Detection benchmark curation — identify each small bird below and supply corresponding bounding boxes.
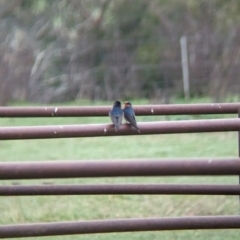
[109,100,123,132]
[123,101,140,133]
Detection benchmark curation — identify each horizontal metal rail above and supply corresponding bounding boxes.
[1,184,240,196]
[1,216,240,238]
[1,159,240,180]
[0,103,240,117]
[1,118,240,140]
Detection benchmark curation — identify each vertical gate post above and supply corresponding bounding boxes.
[238,109,240,207]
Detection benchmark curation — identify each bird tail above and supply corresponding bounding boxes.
[132,125,140,133]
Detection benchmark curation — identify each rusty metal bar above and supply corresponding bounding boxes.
[1,118,240,140]
[1,159,240,180]
[1,184,240,196]
[0,103,240,117]
[1,216,240,238]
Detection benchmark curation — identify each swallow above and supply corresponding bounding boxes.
[123,101,140,133]
[109,100,123,132]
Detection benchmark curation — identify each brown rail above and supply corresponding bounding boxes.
[0,103,240,117]
[1,216,240,238]
[0,118,240,140]
[1,159,240,180]
[1,184,240,196]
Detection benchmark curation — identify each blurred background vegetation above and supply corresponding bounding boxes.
[1,0,240,105]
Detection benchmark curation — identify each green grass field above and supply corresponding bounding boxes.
[1,99,240,239]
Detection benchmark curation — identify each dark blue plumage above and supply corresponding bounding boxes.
[109,101,123,131]
[123,101,140,133]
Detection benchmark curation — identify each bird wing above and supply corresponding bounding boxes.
[109,110,123,130]
[124,109,138,129]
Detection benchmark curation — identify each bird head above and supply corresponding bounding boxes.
[113,100,121,108]
[124,101,132,108]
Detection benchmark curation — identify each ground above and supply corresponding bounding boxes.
[1,99,240,239]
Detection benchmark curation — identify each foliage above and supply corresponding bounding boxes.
[0,0,240,104]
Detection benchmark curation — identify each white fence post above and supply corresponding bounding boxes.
[180,36,190,99]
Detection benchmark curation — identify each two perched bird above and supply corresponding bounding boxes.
[109,101,140,133]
